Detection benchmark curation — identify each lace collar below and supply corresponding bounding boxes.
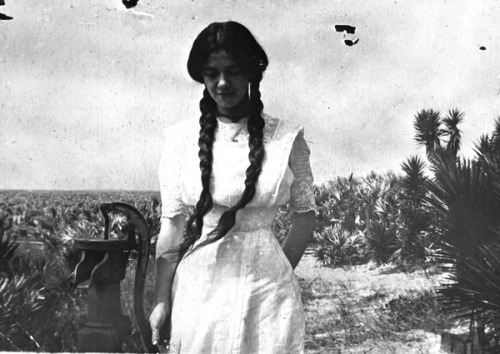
[214,115,280,143]
[215,116,249,143]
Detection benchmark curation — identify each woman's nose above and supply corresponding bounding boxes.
[217,74,230,89]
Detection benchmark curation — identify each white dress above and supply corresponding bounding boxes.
[158,114,316,354]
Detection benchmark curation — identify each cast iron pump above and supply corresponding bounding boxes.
[73,202,157,353]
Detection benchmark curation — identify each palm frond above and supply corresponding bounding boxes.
[437,242,500,321]
[492,116,500,149]
[442,108,465,156]
[400,156,428,204]
[365,219,398,264]
[313,225,365,267]
[474,134,493,159]
[426,157,498,253]
[413,109,443,154]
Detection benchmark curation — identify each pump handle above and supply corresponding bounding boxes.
[99,202,158,353]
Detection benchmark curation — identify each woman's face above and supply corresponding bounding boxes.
[202,50,250,117]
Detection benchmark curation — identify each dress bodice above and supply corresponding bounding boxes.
[158,114,316,220]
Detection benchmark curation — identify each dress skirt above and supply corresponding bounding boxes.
[169,206,305,354]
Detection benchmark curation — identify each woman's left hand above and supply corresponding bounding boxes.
[282,210,316,269]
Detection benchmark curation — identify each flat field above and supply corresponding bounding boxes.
[1,190,454,353]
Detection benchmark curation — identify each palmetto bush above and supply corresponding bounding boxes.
[364,218,398,264]
[0,272,47,350]
[0,230,84,351]
[311,169,437,268]
[391,156,434,266]
[308,110,470,270]
[426,155,500,350]
[0,190,162,351]
[313,225,366,267]
[414,110,500,349]
[271,205,294,245]
[362,173,401,264]
[0,199,89,351]
[314,176,364,234]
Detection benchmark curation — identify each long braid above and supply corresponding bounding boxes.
[233,80,265,207]
[181,89,217,255]
[182,21,269,256]
[188,80,265,253]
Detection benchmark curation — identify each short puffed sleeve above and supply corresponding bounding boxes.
[158,126,189,218]
[288,131,317,215]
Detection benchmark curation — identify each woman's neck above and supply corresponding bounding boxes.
[216,111,249,123]
[217,96,250,122]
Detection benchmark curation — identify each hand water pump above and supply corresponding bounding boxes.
[73,202,157,353]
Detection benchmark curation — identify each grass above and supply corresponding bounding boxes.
[296,255,452,353]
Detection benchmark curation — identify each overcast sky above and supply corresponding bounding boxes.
[1,0,500,190]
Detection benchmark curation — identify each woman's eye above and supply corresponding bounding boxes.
[228,68,242,75]
[203,69,217,78]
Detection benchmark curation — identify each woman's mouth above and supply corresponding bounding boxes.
[217,92,233,98]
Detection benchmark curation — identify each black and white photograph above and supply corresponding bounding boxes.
[1,0,500,353]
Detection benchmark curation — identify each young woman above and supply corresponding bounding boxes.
[149,21,316,353]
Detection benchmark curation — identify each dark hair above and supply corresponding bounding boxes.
[187,21,268,84]
[180,21,268,256]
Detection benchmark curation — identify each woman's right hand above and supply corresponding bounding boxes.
[149,302,171,346]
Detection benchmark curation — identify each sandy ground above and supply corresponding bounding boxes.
[295,255,451,354]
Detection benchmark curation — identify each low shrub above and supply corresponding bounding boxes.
[313,225,366,267]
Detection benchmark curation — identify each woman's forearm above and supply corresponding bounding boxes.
[150,215,185,345]
[281,210,315,269]
[154,214,185,305]
[154,257,179,305]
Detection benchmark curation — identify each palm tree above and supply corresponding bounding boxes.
[442,109,465,158]
[475,118,500,174]
[493,117,500,147]
[410,109,500,347]
[392,156,432,265]
[426,150,500,349]
[361,172,397,238]
[413,109,444,157]
[400,156,428,204]
[427,157,497,256]
[475,134,494,157]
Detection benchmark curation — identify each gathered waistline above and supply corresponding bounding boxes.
[201,205,279,233]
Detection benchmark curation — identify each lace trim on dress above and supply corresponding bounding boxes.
[214,116,280,143]
[263,117,279,143]
[160,204,189,219]
[215,116,249,143]
[266,118,299,206]
[288,131,317,215]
